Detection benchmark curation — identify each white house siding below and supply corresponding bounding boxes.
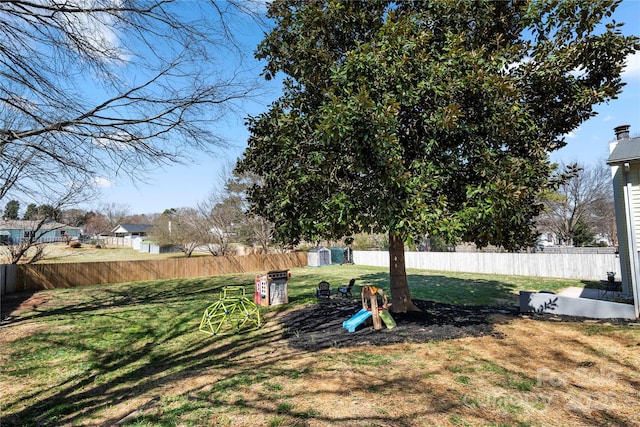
[353,250,620,281]
[611,164,632,291]
[631,168,640,248]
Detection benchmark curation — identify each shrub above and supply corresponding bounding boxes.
[69,241,81,248]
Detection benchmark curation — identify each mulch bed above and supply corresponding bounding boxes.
[279,298,519,350]
[278,297,640,350]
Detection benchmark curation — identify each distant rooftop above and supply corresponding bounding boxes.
[0,220,78,230]
[111,224,153,234]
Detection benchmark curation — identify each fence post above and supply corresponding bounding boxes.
[0,264,17,296]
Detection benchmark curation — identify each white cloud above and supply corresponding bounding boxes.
[568,66,586,78]
[622,51,640,79]
[603,115,613,122]
[559,51,639,80]
[93,131,132,150]
[503,56,531,74]
[50,0,129,63]
[564,131,578,139]
[93,177,113,188]
[243,0,269,13]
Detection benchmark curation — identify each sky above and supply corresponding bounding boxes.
[550,0,640,166]
[96,1,640,216]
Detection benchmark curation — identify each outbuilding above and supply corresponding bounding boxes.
[307,246,331,267]
[330,246,353,264]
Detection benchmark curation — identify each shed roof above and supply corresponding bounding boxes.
[607,136,640,165]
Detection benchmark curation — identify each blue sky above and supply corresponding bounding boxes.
[98,1,640,215]
[550,0,640,166]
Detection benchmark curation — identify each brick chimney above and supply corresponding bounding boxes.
[614,124,630,140]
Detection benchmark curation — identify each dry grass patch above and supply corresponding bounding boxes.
[44,316,638,427]
[215,319,640,427]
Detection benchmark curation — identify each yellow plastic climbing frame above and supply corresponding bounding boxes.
[199,286,262,336]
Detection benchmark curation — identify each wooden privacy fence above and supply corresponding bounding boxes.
[1,252,307,294]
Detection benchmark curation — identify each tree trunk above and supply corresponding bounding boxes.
[388,230,420,313]
[369,292,382,330]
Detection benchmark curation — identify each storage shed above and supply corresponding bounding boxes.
[307,247,331,267]
[330,246,353,264]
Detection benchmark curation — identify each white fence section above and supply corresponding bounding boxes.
[353,250,621,281]
[131,237,143,251]
[98,236,133,247]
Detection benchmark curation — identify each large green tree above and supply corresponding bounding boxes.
[237,0,638,312]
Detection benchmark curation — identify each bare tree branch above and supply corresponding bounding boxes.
[0,0,266,205]
[537,161,613,246]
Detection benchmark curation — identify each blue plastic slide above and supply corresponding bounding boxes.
[342,308,372,333]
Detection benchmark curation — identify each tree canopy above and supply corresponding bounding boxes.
[237,0,639,311]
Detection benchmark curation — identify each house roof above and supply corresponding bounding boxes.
[111,224,153,234]
[0,220,79,230]
[607,136,640,165]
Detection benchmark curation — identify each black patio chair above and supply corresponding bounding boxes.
[598,279,622,299]
[337,278,356,297]
[316,281,331,299]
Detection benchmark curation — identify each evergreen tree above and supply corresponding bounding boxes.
[3,200,19,219]
[23,203,37,220]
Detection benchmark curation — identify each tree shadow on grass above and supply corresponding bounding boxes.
[0,276,252,326]
[4,274,635,426]
[1,273,519,425]
[1,279,297,426]
[1,290,41,323]
[355,272,520,306]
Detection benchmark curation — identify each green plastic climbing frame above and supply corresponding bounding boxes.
[199,286,262,336]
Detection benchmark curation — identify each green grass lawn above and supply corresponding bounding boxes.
[289,264,593,306]
[0,265,615,426]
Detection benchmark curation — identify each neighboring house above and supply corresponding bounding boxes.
[111,224,153,238]
[0,220,81,245]
[537,232,556,247]
[536,231,612,248]
[607,124,640,318]
[594,233,613,247]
